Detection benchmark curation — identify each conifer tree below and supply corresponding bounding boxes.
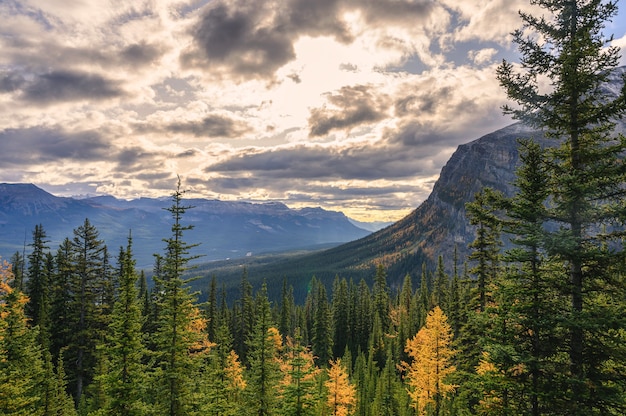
[245,283,281,416]
[25,224,50,327]
[68,218,106,403]
[404,306,456,416]
[332,276,350,359]
[497,0,626,412]
[203,320,245,415]
[326,358,356,416]
[311,281,332,366]
[50,238,73,362]
[279,328,320,416]
[234,267,254,363]
[279,278,296,341]
[151,178,204,416]
[372,264,391,331]
[9,250,25,291]
[97,234,148,415]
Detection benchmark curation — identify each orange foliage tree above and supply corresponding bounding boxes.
[403,306,456,416]
[326,358,356,416]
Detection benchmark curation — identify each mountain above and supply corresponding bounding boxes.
[0,184,372,268]
[188,122,549,301]
[193,65,626,301]
[191,119,603,301]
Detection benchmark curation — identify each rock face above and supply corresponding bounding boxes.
[405,123,548,269]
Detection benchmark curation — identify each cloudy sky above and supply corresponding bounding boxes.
[1,0,625,222]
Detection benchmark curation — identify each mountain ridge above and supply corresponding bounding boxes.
[0,183,373,268]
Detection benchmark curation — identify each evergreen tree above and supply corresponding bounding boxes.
[311,281,332,366]
[497,1,626,412]
[331,276,350,359]
[25,224,50,326]
[279,328,320,416]
[151,178,204,416]
[279,277,296,341]
[433,255,449,311]
[9,250,25,291]
[245,283,281,416]
[234,267,254,363]
[203,320,245,415]
[68,218,106,403]
[372,264,391,331]
[206,275,218,342]
[97,235,148,415]
[50,238,73,363]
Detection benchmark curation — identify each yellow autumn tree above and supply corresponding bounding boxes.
[326,358,356,416]
[403,306,456,416]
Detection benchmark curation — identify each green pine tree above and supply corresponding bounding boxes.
[497,0,626,412]
[151,178,204,416]
[96,234,148,415]
[245,283,281,416]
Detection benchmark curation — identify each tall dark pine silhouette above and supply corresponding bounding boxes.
[497,1,626,413]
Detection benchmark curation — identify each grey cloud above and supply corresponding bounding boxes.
[206,142,421,181]
[167,114,251,138]
[120,42,165,66]
[185,3,296,78]
[184,0,433,79]
[20,70,125,104]
[116,147,162,170]
[395,86,454,116]
[309,85,389,136]
[355,0,435,25]
[176,149,198,158]
[0,71,26,93]
[0,127,111,166]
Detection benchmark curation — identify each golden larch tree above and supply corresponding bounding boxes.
[404,306,456,416]
[326,358,356,416]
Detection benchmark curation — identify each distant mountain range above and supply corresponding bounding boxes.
[0,184,377,268]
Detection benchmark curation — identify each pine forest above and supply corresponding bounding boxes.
[2,1,626,415]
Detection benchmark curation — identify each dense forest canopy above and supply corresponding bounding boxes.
[2,1,626,415]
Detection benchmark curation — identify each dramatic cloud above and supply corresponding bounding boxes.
[309,85,389,136]
[0,127,111,166]
[166,115,252,138]
[0,0,624,222]
[19,70,125,104]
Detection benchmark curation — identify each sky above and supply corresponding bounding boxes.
[1,0,625,222]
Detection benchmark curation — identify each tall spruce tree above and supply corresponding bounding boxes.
[151,178,203,416]
[68,218,106,404]
[25,224,50,327]
[497,1,626,412]
[245,283,281,416]
[97,234,148,415]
